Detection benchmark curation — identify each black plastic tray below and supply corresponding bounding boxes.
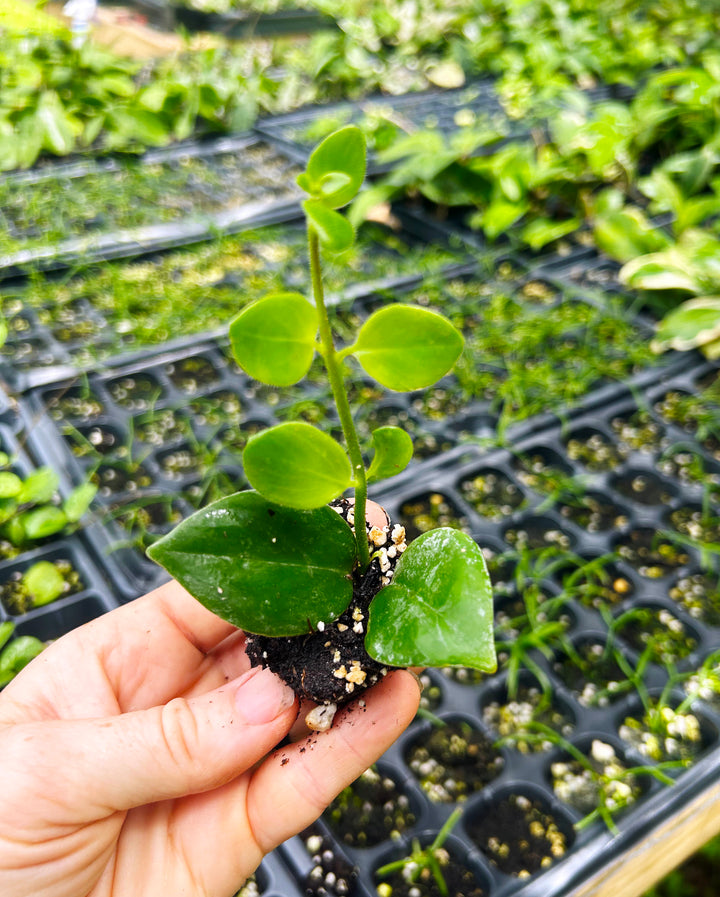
[255,81,522,176]
[0,208,475,392]
[0,134,303,278]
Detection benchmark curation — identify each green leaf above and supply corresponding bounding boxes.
[147,491,356,636]
[243,423,352,508]
[0,471,22,499]
[303,200,355,252]
[366,528,496,669]
[0,621,14,653]
[21,506,67,540]
[23,561,65,607]
[521,217,580,251]
[0,635,44,679]
[63,482,97,522]
[366,426,414,482]
[229,293,317,387]
[652,297,720,353]
[36,90,76,155]
[302,126,366,209]
[18,468,58,504]
[352,306,464,391]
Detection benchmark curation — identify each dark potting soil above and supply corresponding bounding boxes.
[303,825,359,897]
[325,766,416,848]
[245,499,404,706]
[468,792,570,877]
[406,718,504,802]
[375,856,487,897]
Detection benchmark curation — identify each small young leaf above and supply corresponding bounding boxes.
[147,491,357,636]
[63,482,97,522]
[229,293,317,386]
[302,126,366,209]
[366,426,414,482]
[352,306,464,391]
[23,561,65,607]
[303,200,355,252]
[0,471,22,499]
[366,528,496,670]
[243,422,352,508]
[21,506,68,540]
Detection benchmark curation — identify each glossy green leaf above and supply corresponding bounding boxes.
[63,482,97,522]
[23,561,65,606]
[21,506,67,540]
[352,306,464,391]
[147,491,356,636]
[243,422,352,508]
[652,297,720,353]
[229,293,317,386]
[301,126,366,209]
[366,427,414,482]
[303,200,355,252]
[0,472,22,499]
[366,528,496,670]
[0,621,14,653]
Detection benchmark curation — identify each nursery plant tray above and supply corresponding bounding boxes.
[0,208,472,390]
[0,134,304,277]
[255,81,522,175]
[311,361,720,897]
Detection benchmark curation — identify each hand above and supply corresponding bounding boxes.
[0,578,421,897]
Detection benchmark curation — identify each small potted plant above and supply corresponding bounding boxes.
[148,127,496,729]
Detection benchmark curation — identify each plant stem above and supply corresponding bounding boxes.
[308,226,370,570]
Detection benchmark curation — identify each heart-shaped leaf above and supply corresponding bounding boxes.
[365,528,496,669]
[366,426,414,482]
[243,422,352,508]
[303,199,355,252]
[352,305,464,391]
[229,292,317,386]
[652,297,720,352]
[303,126,366,209]
[23,561,65,606]
[147,491,357,636]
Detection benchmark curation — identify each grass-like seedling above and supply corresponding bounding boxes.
[148,127,496,727]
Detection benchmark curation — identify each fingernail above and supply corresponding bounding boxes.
[235,667,296,725]
[407,669,425,694]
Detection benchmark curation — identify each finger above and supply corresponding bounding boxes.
[2,667,298,819]
[245,669,421,853]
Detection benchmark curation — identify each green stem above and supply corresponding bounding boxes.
[308,226,370,570]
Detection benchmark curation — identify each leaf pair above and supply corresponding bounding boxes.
[147,491,497,671]
[297,126,367,253]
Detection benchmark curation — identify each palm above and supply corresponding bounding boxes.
[0,581,420,897]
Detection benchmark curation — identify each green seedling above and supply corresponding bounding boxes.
[0,458,96,553]
[375,806,464,897]
[0,621,44,688]
[148,127,496,723]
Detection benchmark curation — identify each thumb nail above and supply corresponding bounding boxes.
[235,667,296,725]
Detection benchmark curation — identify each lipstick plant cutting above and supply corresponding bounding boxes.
[148,127,496,729]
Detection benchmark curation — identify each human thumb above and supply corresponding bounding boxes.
[4,667,297,818]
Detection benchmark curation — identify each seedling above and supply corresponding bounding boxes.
[375,806,464,897]
[0,456,96,555]
[148,127,496,728]
[0,621,44,688]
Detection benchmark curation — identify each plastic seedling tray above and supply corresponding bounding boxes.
[0,209,473,391]
[0,537,120,621]
[316,364,720,896]
[0,134,304,278]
